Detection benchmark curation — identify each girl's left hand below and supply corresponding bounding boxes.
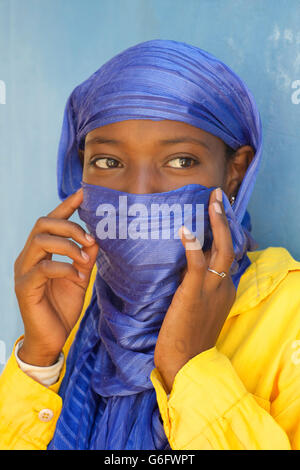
[154,188,236,393]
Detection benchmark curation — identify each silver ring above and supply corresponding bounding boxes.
[207,268,227,279]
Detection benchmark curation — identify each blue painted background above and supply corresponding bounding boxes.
[1,0,300,371]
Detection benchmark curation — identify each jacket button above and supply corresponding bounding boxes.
[38,408,54,422]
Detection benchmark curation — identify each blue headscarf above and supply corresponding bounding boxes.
[49,39,263,450]
[57,39,262,224]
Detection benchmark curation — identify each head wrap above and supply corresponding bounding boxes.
[50,39,263,450]
[57,38,262,225]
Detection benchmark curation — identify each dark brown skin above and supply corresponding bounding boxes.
[15,119,254,392]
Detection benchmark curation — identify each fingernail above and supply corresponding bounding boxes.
[179,226,195,239]
[215,188,223,202]
[85,233,95,243]
[213,201,222,214]
[78,271,85,280]
[81,250,90,261]
[186,238,202,251]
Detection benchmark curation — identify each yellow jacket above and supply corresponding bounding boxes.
[1,247,300,450]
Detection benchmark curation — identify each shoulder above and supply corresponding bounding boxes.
[246,246,300,293]
[248,246,300,297]
[248,246,300,274]
[232,246,300,324]
[227,247,300,368]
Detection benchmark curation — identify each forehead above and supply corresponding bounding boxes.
[84,119,225,151]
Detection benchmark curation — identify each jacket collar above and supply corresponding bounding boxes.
[228,247,300,319]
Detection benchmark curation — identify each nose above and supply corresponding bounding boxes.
[122,167,161,194]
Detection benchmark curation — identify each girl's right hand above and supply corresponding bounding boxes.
[14,188,99,366]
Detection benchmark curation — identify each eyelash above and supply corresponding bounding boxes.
[89,155,200,169]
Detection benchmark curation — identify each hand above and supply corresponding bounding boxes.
[154,188,236,393]
[14,188,99,366]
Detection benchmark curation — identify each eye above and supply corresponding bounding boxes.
[90,157,122,169]
[166,156,198,169]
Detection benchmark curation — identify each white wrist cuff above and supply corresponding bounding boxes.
[15,339,64,387]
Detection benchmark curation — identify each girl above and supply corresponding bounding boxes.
[1,39,300,450]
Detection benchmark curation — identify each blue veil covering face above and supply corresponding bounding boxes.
[49,39,263,450]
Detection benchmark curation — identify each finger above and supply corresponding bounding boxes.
[16,217,96,275]
[206,188,235,286]
[30,217,95,247]
[17,260,86,292]
[14,189,88,273]
[20,233,92,274]
[73,241,99,287]
[178,225,206,291]
[47,187,83,220]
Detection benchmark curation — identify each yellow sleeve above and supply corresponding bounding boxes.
[0,266,97,450]
[270,333,300,449]
[0,337,63,450]
[151,347,293,450]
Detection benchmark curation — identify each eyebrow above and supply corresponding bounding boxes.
[85,136,211,150]
[159,137,210,150]
[85,137,121,146]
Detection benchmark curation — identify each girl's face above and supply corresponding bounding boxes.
[80,119,254,198]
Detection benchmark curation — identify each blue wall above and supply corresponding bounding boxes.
[1,0,300,370]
